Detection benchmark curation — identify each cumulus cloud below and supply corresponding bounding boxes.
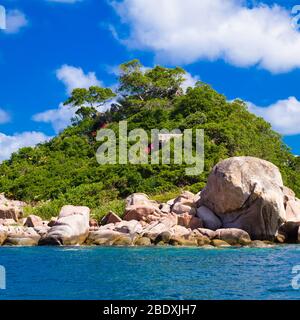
[4,9,28,34]
[33,103,75,134]
[112,0,300,73]
[56,65,102,94]
[247,97,300,135]
[34,65,105,132]
[0,131,51,162]
[182,72,199,92]
[0,109,10,124]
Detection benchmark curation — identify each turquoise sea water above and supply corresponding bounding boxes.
[0,246,300,300]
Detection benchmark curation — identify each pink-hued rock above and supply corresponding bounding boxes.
[0,218,18,226]
[159,212,178,228]
[89,218,99,228]
[101,211,122,225]
[4,226,40,246]
[197,228,216,240]
[142,221,170,240]
[169,225,191,238]
[39,205,90,245]
[114,220,143,235]
[0,194,26,222]
[0,226,8,245]
[282,186,296,201]
[125,193,158,208]
[24,215,43,228]
[173,191,195,205]
[123,205,162,222]
[123,193,162,222]
[215,228,251,245]
[170,191,196,216]
[196,206,222,231]
[86,229,123,245]
[285,199,300,222]
[177,212,202,229]
[172,202,196,215]
[199,157,286,240]
[159,203,171,214]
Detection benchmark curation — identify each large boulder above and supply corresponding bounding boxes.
[86,229,123,245]
[142,221,170,241]
[171,191,196,215]
[177,212,202,229]
[0,194,26,222]
[199,157,286,240]
[114,220,143,235]
[4,226,40,246]
[215,228,251,245]
[123,193,162,222]
[285,199,300,222]
[196,206,222,230]
[0,226,8,245]
[39,205,90,245]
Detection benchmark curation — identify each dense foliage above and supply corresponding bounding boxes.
[1,59,299,219]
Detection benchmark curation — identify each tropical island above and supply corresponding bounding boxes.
[0,60,299,247]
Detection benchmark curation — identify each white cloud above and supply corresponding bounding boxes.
[0,109,10,124]
[0,131,51,162]
[33,103,75,134]
[247,97,300,135]
[34,65,106,132]
[112,0,300,73]
[56,65,102,94]
[4,9,28,34]
[181,72,199,92]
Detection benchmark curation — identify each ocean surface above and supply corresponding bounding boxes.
[0,245,299,300]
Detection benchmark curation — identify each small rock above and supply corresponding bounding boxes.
[177,213,202,229]
[276,221,300,243]
[154,231,171,244]
[134,237,152,246]
[215,228,251,245]
[0,226,8,245]
[211,239,231,247]
[196,228,216,240]
[114,220,143,235]
[172,202,196,215]
[101,211,122,225]
[48,217,57,227]
[86,230,122,245]
[24,215,43,228]
[113,235,132,246]
[89,218,99,228]
[196,206,222,231]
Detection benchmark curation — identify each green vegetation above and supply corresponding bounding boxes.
[0,59,299,220]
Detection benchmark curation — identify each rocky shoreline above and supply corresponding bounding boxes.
[1,156,300,248]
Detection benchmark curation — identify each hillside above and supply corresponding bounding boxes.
[0,60,299,220]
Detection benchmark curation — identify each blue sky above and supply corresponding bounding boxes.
[0,0,300,160]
